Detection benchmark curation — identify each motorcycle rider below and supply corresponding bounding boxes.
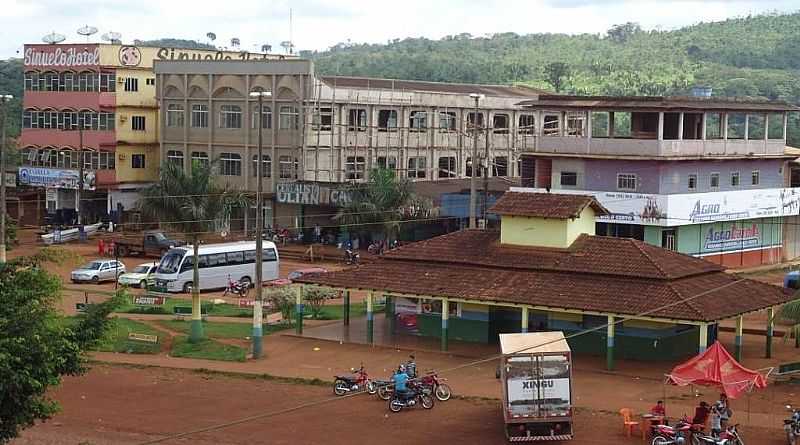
[405,354,417,379]
[393,365,410,401]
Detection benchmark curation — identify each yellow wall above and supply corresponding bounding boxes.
[115,145,159,183]
[116,108,159,145]
[115,68,157,108]
[499,207,597,248]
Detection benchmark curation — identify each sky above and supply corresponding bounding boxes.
[1,0,798,59]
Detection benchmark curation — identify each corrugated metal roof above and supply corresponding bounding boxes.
[518,95,800,112]
[320,76,545,97]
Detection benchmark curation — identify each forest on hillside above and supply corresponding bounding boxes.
[1,12,799,143]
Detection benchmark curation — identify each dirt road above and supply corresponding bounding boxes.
[11,364,785,445]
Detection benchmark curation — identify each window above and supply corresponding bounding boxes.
[438,156,457,178]
[407,156,426,179]
[617,173,637,191]
[493,114,509,134]
[543,114,560,136]
[376,156,397,170]
[688,174,697,191]
[467,112,484,130]
[166,104,184,128]
[345,156,365,180]
[710,172,720,189]
[705,113,723,139]
[730,171,740,187]
[661,229,676,251]
[243,250,256,264]
[279,106,299,130]
[518,114,535,134]
[131,154,146,169]
[465,157,481,177]
[748,114,765,140]
[131,115,146,131]
[226,251,244,265]
[566,112,585,136]
[439,111,456,131]
[347,108,367,132]
[252,105,272,129]
[99,72,115,92]
[409,110,427,131]
[751,170,760,186]
[206,253,227,268]
[493,156,508,176]
[124,77,138,92]
[219,105,242,129]
[560,171,578,187]
[768,113,785,139]
[378,109,398,132]
[727,113,746,139]
[191,151,209,168]
[191,104,208,128]
[167,150,184,167]
[279,155,297,179]
[220,153,242,176]
[146,78,155,86]
[312,107,332,131]
[252,154,271,177]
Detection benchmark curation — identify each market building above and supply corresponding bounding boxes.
[295,192,792,369]
[15,43,285,225]
[153,59,543,239]
[512,94,800,268]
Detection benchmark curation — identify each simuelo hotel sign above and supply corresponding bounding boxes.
[24,45,100,67]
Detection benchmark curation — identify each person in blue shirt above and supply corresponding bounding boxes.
[393,365,410,400]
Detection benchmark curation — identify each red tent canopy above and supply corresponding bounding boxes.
[665,341,767,399]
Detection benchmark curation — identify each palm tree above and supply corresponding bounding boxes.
[138,161,249,342]
[334,168,431,246]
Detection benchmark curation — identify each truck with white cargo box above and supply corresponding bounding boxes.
[499,332,573,442]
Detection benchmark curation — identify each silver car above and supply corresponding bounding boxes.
[71,260,126,284]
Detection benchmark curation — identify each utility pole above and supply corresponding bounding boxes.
[77,116,84,226]
[468,93,483,229]
[249,90,271,359]
[483,124,490,226]
[0,94,13,264]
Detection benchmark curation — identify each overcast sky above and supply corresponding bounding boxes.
[2,0,797,59]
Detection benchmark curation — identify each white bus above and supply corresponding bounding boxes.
[153,241,280,293]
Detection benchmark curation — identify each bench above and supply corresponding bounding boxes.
[173,306,208,321]
[773,361,800,383]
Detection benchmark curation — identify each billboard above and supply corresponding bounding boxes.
[18,167,96,190]
[510,187,800,226]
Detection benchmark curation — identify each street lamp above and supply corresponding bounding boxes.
[0,94,13,264]
[468,93,484,230]
[249,89,272,359]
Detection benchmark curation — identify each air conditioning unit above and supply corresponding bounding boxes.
[478,219,487,229]
[119,115,127,122]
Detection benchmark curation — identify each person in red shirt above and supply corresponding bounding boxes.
[693,401,711,425]
[651,400,666,417]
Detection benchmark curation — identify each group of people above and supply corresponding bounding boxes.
[650,393,733,436]
[391,355,418,399]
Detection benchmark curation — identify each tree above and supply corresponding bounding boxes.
[543,62,571,93]
[334,168,431,244]
[780,299,800,345]
[606,22,642,43]
[0,251,124,443]
[138,161,249,342]
[304,285,335,319]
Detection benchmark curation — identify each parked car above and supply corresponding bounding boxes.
[71,260,126,284]
[117,262,159,288]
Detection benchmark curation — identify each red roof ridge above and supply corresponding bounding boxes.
[629,238,669,279]
[667,281,707,321]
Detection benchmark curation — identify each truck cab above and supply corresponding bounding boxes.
[499,332,573,442]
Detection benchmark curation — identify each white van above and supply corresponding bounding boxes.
[153,241,279,293]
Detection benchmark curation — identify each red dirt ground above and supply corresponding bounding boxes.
[11,364,786,445]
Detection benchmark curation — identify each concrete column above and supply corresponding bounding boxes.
[295,285,304,335]
[585,111,592,153]
[606,316,615,371]
[521,306,529,333]
[678,112,684,140]
[343,290,350,326]
[699,322,708,353]
[657,112,664,141]
[766,307,774,359]
[744,114,750,140]
[784,113,790,142]
[609,112,615,138]
[722,114,729,140]
[385,295,395,335]
[701,113,707,140]
[764,113,769,142]
[366,291,374,344]
[735,315,744,362]
[441,298,449,352]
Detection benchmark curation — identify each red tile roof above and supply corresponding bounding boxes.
[489,192,609,219]
[295,230,790,322]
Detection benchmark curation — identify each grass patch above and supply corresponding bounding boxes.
[170,336,246,362]
[300,303,385,320]
[156,320,290,339]
[60,316,162,354]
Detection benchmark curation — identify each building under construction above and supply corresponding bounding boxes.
[153,59,544,237]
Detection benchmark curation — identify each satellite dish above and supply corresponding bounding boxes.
[77,25,98,37]
[206,32,216,42]
[231,37,240,48]
[261,44,272,53]
[280,40,294,54]
[42,32,66,44]
[102,31,122,44]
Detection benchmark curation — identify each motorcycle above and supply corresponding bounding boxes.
[222,275,249,297]
[388,382,435,412]
[333,365,376,396]
[375,379,393,401]
[344,248,360,265]
[692,424,744,445]
[420,371,452,402]
[785,406,800,445]
[651,417,697,445]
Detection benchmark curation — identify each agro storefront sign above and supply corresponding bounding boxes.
[510,187,800,226]
[276,182,352,207]
[18,167,96,190]
[703,223,761,251]
[24,45,100,67]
